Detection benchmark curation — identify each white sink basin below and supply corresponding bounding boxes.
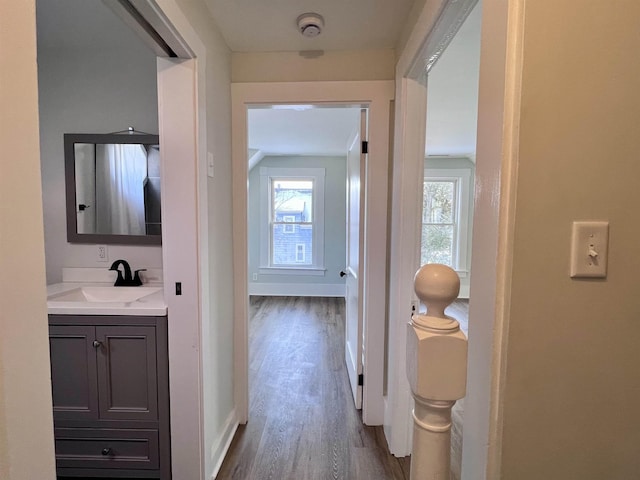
[48,286,162,304]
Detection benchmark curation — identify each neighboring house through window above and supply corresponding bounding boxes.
[259,167,325,274]
[421,168,471,273]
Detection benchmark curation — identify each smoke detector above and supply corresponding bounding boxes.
[297,13,324,38]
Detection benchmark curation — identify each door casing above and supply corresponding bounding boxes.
[232,81,394,425]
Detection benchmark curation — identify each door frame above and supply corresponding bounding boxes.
[141,1,209,478]
[232,81,394,425]
[386,1,523,478]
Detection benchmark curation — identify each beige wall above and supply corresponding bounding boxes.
[232,49,395,82]
[0,1,56,478]
[501,1,640,478]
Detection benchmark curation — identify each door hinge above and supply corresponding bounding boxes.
[361,140,368,154]
[358,373,364,386]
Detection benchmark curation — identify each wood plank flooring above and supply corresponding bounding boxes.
[216,296,410,480]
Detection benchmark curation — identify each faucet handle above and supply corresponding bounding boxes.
[133,269,146,286]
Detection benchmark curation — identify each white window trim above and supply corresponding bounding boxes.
[259,166,325,273]
[423,168,471,272]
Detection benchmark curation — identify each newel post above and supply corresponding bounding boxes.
[406,264,468,479]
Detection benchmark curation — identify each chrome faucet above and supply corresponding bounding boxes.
[109,259,145,286]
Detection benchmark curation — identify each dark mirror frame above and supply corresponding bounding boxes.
[64,133,162,245]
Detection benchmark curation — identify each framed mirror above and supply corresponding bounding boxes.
[64,133,161,245]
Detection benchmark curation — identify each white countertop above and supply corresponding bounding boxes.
[47,282,167,316]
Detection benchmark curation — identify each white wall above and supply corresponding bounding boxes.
[497,1,640,478]
[0,1,56,478]
[248,155,347,297]
[36,2,161,284]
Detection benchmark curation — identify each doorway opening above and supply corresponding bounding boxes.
[219,103,404,475]
[232,81,395,428]
[420,3,482,478]
[245,103,364,407]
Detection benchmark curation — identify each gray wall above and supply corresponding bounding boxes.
[37,1,161,284]
[248,155,347,295]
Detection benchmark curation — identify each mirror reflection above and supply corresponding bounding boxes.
[65,133,161,245]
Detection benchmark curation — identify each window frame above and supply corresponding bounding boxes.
[259,167,326,275]
[421,168,471,273]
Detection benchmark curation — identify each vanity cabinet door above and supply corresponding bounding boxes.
[49,325,99,421]
[95,325,158,421]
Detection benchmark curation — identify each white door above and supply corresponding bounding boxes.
[344,109,367,409]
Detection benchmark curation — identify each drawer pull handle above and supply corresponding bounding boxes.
[93,340,102,348]
[101,447,112,456]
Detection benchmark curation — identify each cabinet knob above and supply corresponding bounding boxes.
[93,340,102,348]
[101,447,112,456]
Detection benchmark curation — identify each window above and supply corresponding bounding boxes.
[282,215,296,233]
[259,167,325,273]
[421,168,471,271]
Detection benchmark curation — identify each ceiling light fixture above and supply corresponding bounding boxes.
[297,13,324,38]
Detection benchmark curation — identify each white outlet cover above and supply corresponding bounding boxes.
[570,221,609,278]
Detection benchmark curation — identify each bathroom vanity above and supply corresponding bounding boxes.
[47,280,170,479]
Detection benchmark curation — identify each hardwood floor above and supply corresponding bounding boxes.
[217,296,469,480]
[216,296,410,480]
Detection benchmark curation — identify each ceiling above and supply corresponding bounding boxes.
[35,0,482,158]
[246,3,482,157]
[203,0,416,52]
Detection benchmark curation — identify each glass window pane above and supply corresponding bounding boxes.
[272,225,313,265]
[271,178,314,266]
[421,224,454,266]
[423,181,454,223]
[272,179,313,223]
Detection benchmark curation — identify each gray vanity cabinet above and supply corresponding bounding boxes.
[49,315,170,479]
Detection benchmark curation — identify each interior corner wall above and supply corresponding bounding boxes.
[37,21,161,285]
[248,155,347,297]
[0,1,56,478]
[500,1,640,478]
[231,49,396,83]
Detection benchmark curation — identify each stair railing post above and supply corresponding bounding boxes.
[406,264,468,479]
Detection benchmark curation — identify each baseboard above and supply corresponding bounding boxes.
[248,282,346,297]
[209,409,239,480]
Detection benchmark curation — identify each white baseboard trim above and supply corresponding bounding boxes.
[209,409,239,480]
[248,282,346,297]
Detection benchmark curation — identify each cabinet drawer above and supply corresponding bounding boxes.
[55,428,159,470]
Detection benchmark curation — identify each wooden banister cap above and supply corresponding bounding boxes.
[414,264,460,320]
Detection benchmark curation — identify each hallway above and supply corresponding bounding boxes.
[216,296,410,479]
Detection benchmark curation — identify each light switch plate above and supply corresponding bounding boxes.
[570,221,609,278]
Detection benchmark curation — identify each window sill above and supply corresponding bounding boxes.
[259,266,326,276]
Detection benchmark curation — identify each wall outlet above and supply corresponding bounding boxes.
[252,273,258,281]
[97,245,109,262]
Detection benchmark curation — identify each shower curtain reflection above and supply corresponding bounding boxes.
[95,143,147,235]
